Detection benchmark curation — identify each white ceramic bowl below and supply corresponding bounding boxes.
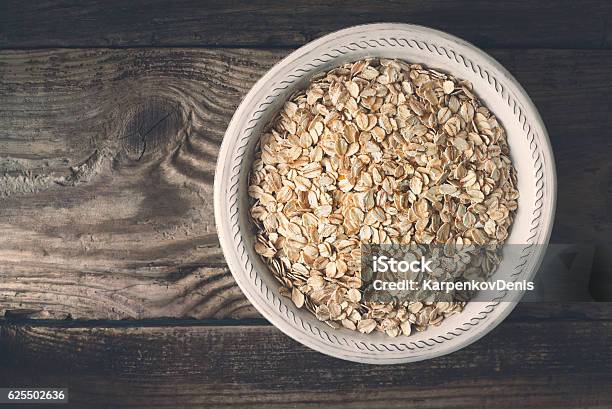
[214,23,556,364]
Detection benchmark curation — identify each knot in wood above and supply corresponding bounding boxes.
[121,98,184,161]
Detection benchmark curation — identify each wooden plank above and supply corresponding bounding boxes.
[1,322,611,408]
[1,1,612,49]
[0,48,285,320]
[1,48,612,320]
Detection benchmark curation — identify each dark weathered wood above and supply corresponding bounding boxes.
[1,322,611,408]
[0,48,286,320]
[1,0,612,49]
[1,48,612,319]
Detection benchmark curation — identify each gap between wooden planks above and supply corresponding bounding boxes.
[1,48,612,320]
[0,320,611,408]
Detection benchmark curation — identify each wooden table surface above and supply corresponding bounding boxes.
[1,1,612,408]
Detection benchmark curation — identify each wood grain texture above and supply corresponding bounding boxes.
[1,322,611,408]
[0,48,286,319]
[1,0,612,49]
[1,48,612,319]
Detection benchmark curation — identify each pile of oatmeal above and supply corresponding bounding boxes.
[248,58,518,336]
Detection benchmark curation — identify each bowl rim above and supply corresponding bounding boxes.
[214,23,557,364]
